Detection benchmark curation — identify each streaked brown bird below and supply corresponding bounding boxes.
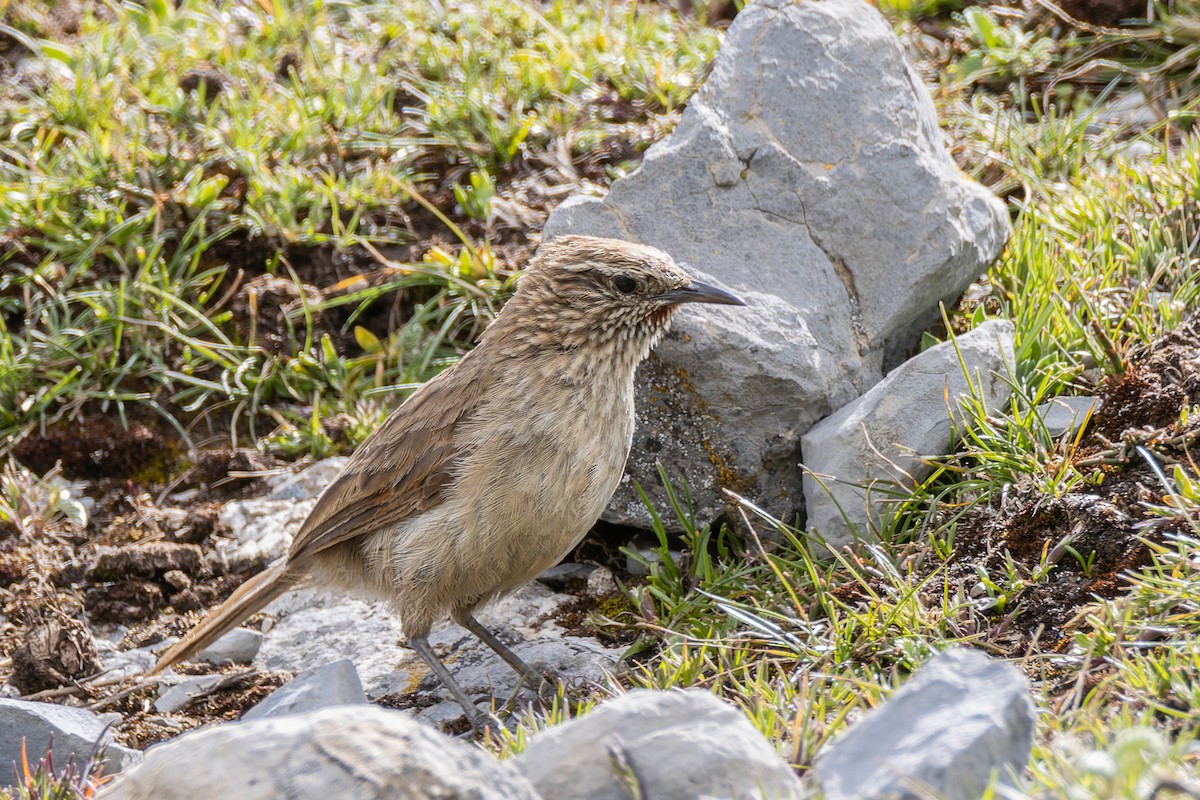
[148,235,744,730]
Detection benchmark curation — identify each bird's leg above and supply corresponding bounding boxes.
[461,613,554,691]
[409,635,494,734]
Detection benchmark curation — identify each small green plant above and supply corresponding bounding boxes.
[0,463,89,535]
[953,8,1055,89]
[876,0,963,21]
[1,739,110,800]
[452,170,497,221]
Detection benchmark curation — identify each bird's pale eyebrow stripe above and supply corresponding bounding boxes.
[559,270,598,289]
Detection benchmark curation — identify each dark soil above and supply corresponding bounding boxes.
[928,315,1200,655]
[11,416,173,481]
[112,668,292,749]
[1056,0,1147,26]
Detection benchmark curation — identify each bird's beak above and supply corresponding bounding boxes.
[657,280,746,307]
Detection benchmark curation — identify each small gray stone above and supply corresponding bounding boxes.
[100,647,156,681]
[536,562,596,589]
[1115,138,1157,160]
[196,628,263,667]
[98,705,539,800]
[0,699,139,784]
[1095,89,1161,130]
[97,645,157,682]
[814,648,1035,800]
[585,566,619,598]
[154,674,229,714]
[243,659,365,721]
[266,458,348,500]
[1036,396,1099,439]
[802,320,1016,547]
[513,689,804,800]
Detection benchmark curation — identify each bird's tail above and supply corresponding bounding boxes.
[147,561,300,676]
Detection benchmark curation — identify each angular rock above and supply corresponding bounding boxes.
[1037,395,1099,439]
[98,705,539,800]
[543,0,1009,528]
[0,699,139,783]
[513,689,803,800]
[802,320,1015,547]
[96,642,158,683]
[814,648,1035,800]
[243,659,365,721]
[154,674,230,714]
[196,627,263,667]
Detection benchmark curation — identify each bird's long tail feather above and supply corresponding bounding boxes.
[147,561,300,675]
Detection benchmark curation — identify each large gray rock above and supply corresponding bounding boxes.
[814,648,1035,800]
[0,699,139,784]
[243,659,366,721]
[801,320,1015,547]
[543,0,1009,528]
[513,689,804,800]
[98,705,539,800]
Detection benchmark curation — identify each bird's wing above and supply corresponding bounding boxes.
[286,355,489,562]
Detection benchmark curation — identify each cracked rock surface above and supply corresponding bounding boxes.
[543,0,1009,529]
[98,705,540,800]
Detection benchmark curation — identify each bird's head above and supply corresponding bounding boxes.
[492,235,744,362]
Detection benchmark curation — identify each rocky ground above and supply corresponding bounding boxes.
[0,450,656,746]
[6,310,1193,748]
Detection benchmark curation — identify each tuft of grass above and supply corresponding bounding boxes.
[1,738,110,800]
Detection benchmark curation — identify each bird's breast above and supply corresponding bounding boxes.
[445,369,636,581]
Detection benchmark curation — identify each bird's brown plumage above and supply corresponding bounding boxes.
[287,364,487,563]
[148,236,744,726]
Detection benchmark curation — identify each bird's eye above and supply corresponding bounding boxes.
[613,274,638,294]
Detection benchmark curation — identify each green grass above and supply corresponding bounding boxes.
[493,8,1200,794]
[6,1,1200,797]
[0,0,716,454]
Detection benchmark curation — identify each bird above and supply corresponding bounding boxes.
[148,235,745,730]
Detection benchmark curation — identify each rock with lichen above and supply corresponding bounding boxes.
[543,0,1009,529]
